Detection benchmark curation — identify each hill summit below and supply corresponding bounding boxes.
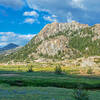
[1,21,100,63]
[0,43,19,52]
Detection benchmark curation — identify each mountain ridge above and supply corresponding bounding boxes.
[0,43,19,52]
[0,43,20,56]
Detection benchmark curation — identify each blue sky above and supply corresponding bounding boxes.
[0,0,100,47]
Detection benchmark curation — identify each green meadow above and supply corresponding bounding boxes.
[0,64,100,100]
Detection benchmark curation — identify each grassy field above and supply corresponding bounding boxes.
[0,64,100,100]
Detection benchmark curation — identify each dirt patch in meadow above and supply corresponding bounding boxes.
[0,74,19,77]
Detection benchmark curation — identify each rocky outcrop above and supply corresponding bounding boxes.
[36,35,80,59]
[35,21,89,43]
[37,35,68,56]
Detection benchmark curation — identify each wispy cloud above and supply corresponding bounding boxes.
[43,15,57,22]
[23,11,39,17]
[0,32,36,46]
[26,0,100,24]
[0,0,25,9]
[24,18,35,24]
[23,10,39,24]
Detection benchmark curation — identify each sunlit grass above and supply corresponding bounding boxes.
[0,62,99,75]
[0,63,80,74]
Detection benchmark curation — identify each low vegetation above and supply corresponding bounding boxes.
[73,85,89,100]
[27,64,34,72]
[69,35,100,57]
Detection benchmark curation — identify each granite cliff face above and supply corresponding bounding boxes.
[35,21,89,43]
[36,35,80,59]
[1,21,100,62]
[37,35,68,56]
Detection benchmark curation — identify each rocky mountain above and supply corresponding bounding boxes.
[0,21,100,63]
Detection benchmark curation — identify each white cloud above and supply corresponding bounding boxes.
[23,11,39,17]
[0,0,25,9]
[0,32,35,46]
[26,0,78,22]
[18,34,36,40]
[23,11,39,24]
[70,0,85,9]
[26,0,93,13]
[43,16,57,22]
[0,32,16,36]
[24,18,35,24]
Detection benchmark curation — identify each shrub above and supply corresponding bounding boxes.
[54,64,62,74]
[73,85,89,100]
[27,64,34,72]
[87,68,93,74]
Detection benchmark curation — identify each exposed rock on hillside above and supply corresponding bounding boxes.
[37,35,68,56]
[37,35,80,59]
[35,21,89,43]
